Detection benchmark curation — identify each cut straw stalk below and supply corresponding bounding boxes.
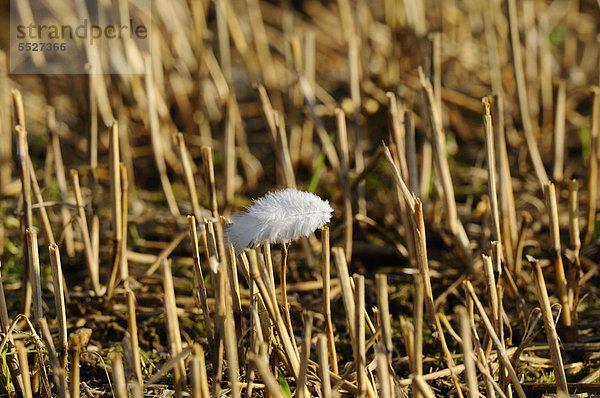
[16,125,32,316]
[464,280,526,398]
[375,274,393,360]
[161,259,186,395]
[297,311,313,398]
[553,80,567,181]
[70,170,102,295]
[456,306,479,397]
[585,87,599,244]
[545,182,571,327]
[317,334,333,398]
[48,244,68,369]
[191,344,210,398]
[354,274,367,397]
[321,226,338,374]
[482,97,502,244]
[527,256,569,398]
[16,341,32,398]
[69,328,91,398]
[26,229,43,324]
[126,289,143,385]
[567,179,581,338]
[109,352,127,398]
[336,108,353,262]
[176,133,203,221]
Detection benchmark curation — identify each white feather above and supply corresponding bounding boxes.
[226,188,333,254]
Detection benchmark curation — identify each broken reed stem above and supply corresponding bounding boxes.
[297,311,313,398]
[336,108,353,262]
[126,289,143,385]
[248,346,283,398]
[456,306,479,397]
[144,55,180,217]
[585,87,599,244]
[16,341,32,398]
[545,182,571,327]
[70,170,102,295]
[48,109,74,257]
[375,274,393,359]
[506,0,549,188]
[223,294,241,398]
[483,97,502,243]
[332,248,376,398]
[413,274,424,384]
[418,69,471,268]
[279,243,294,342]
[527,256,569,398]
[412,199,464,397]
[26,229,43,324]
[321,226,338,374]
[16,125,32,316]
[161,258,186,395]
[492,95,517,270]
[464,280,526,398]
[482,254,500,335]
[120,164,128,282]
[48,244,68,369]
[68,329,92,398]
[109,352,127,398]
[376,344,391,398]
[191,344,210,398]
[354,274,367,397]
[248,248,301,381]
[567,179,581,337]
[317,335,333,398]
[109,122,122,276]
[553,80,567,181]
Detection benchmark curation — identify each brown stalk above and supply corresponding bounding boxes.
[492,95,517,270]
[161,258,186,395]
[545,182,571,327]
[126,289,143,385]
[248,254,302,383]
[16,341,32,398]
[47,109,74,257]
[187,216,215,352]
[482,254,499,334]
[227,246,242,315]
[223,293,241,398]
[456,306,479,397]
[405,111,420,196]
[279,243,295,351]
[483,97,502,243]
[585,87,599,244]
[464,280,526,398]
[26,229,43,325]
[70,170,102,295]
[336,108,353,262]
[413,274,424,388]
[506,0,549,187]
[375,274,392,359]
[120,164,129,282]
[39,318,67,398]
[321,226,338,374]
[248,346,283,398]
[144,55,180,217]
[317,334,333,398]
[567,179,581,339]
[275,112,296,189]
[418,69,471,268]
[354,274,367,396]
[376,343,392,398]
[110,122,122,274]
[191,344,210,398]
[16,125,32,316]
[297,311,313,398]
[412,199,464,397]
[69,328,92,398]
[553,80,567,181]
[48,244,68,369]
[527,256,569,398]
[109,352,127,398]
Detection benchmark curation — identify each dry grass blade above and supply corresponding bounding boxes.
[320,226,338,374]
[26,228,43,324]
[456,306,479,397]
[191,344,210,398]
[48,244,68,369]
[482,97,501,243]
[16,341,32,398]
[527,256,569,398]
